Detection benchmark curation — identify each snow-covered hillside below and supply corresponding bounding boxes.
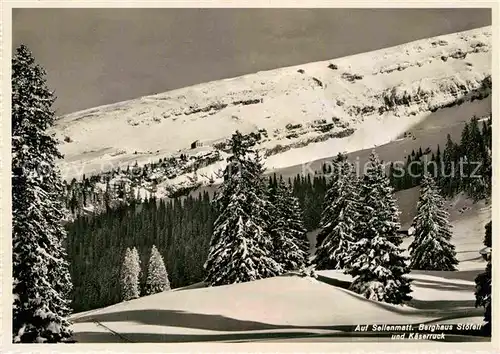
[70,196,491,343]
[70,270,486,343]
[55,26,491,185]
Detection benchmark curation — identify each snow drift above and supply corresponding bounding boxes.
[70,271,485,343]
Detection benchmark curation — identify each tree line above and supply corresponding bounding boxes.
[60,112,491,237]
[387,114,492,200]
[66,192,214,311]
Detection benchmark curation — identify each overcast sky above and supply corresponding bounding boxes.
[12,8,491,116]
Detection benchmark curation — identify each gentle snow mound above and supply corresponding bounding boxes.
[71,272,484,343]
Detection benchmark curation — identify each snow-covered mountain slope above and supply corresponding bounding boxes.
[273,98,491,179]
[55,26,491,183]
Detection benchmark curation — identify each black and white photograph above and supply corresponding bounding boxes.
[4,3,496,346]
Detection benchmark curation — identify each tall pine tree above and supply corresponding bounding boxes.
[475,221,491,336]
[439,134,459,196]
[269,177,310,272]
[314,154,359,270]
[409,173,458,270]
[12,45,73,343]
[145,245,171,295]
[120,247,141,301]
[346,151,412,304]
[459,122,471,191]
[204,131,282,286]
[468,116,491,201]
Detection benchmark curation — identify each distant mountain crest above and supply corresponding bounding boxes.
[54,26,492,183]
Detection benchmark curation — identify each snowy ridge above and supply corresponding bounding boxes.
[55,26,491,186]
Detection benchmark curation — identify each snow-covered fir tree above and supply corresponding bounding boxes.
[145,245,170,295]
[12,44,73,343]
[268,176,310,272]
[120,247,141,300]
[204,131,282,286]
[439,134,460,196]
[475,221,491,336]
[462,116,490,200]
[346,151,412,304]
[314,154,359,270]
[409,173,458,270]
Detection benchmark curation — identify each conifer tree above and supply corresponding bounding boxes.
[120,247,141,301]
[467,116,491,201]
[388,162,396,189]
[12,44,73,343]
[460,122,471,191]
[204,131,282,286]
[485,115,492,149]
[409,173,458,270]
[436,144,441,163]
[145,245,170,295]
[314,154,359,270]
[269,177,310,272]
[439,134,459,196]
[475,221,491,336]
[345,151,412,304]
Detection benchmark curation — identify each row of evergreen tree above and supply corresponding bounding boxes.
[121,245,171,301]
[313,152,413,303]
[315,153,460,270]
[204,137,490,331]
[202,134,455,304]
[66,193,214,311]
[314,152,491,331]
[204,132,310,285]
[387,114,492,200]
[64,115,492,311]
